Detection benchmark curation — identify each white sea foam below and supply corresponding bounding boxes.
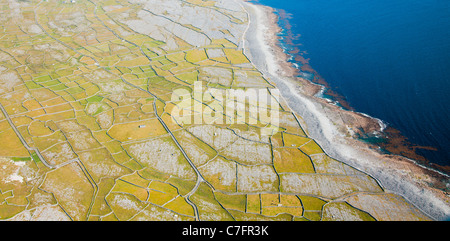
[239,0,450,220]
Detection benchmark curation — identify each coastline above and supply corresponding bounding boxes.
[239,0,449,220]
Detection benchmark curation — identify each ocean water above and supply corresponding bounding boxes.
[253,0,450,168]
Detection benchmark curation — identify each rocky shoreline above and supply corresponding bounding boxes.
[240,0,449,220]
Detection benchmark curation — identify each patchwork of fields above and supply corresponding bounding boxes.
[0,0,430,221]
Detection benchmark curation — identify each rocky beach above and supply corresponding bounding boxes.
[240,0,450,220]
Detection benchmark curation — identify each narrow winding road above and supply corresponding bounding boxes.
[0,103,55,169]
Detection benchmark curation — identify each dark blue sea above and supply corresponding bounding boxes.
[253,0,450,168]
